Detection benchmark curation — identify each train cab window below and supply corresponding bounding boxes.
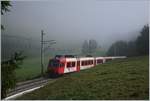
[49,60,59,67]
[60,63,65,67]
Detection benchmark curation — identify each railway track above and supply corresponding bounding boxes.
[6,77,56,99]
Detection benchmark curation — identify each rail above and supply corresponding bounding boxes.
[6,77,56,99]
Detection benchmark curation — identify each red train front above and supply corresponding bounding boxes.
[47,55,66,76]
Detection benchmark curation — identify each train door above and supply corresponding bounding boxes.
[58,62,65,74]
[77,61,80,71]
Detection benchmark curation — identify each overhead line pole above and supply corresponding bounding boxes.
[41,30,56,77]
[41,30,44,77]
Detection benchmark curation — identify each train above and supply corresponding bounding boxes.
[47,55,126,76]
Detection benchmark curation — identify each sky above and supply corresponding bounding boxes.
[1,0,149,49]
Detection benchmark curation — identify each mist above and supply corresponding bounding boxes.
[1,0,148,58]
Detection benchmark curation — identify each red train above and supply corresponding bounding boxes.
[47,55,126,76]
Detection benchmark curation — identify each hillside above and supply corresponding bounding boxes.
[16,56,149,100]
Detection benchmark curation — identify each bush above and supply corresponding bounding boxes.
[1,52,25,99]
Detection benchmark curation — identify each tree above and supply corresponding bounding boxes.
[2,52,25,98]
[89,39,98,54]
[107,40,128,56]
[136,25,149,55]
[107,24,149,57]
[82,40,89,55]
[82,39,98,55]
[1,1,11,30]
[127,41,138,57]
[1,1,25,98]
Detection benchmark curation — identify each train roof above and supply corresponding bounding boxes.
[53,55,126,60]
[55,55,77,58]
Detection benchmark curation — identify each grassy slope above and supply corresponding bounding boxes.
[15,56,50,82]
[16,56,149,100]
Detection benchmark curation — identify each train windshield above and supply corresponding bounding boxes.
[49,59,60,67]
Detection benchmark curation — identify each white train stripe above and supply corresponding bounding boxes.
[64,67,77,73]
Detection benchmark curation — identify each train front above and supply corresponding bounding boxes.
[47,57,65,76]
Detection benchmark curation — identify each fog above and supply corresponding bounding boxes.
[1,0,148,58]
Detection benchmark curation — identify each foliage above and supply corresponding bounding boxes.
[107,40,128,56]
[16,56,149,100]
[127,41,138,57]
[107,25,149,57]
[1,1,25,99]
[1,52,25,98]
[1,1,11,14]
[136,25,149,55]
[1,1,11,30]
[89,39,98,54]
[82,40,89,55]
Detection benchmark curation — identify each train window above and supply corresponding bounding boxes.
[99,59,101,63]
[72,62,75,67]
[81,61,84,66]
[97,59,103,64]
[86,61,88,65]
[67,62,71,67]
[67,62,76,67]
[84,61,86,66]
[49,60,59,67]
[60,63,65,67]
[89,60,91,65]
[85,61,87,65]
[91,60,93,65]
[87,60,89,65]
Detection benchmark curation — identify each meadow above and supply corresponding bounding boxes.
[16,56,149,100]
[15,56,50,82]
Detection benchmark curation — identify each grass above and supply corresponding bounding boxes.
[15,56,50,82]
[16,56,149,100]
